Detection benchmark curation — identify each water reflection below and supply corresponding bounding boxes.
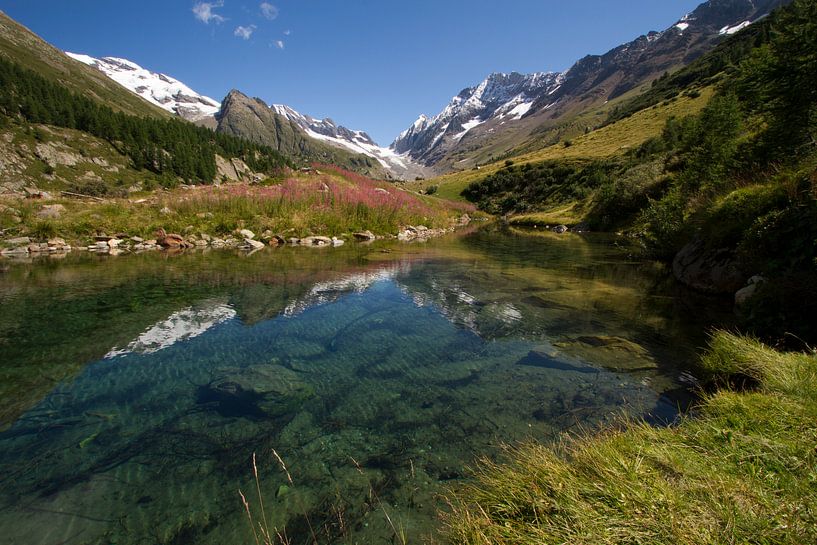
[0,226,732,545]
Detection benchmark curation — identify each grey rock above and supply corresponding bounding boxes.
[673,240,744,294]
[6,237,30,246]
[36,204,66,219]
[353,230,376,241]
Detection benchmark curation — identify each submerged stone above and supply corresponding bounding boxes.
[554,335,659,372]
[197,365,314,419]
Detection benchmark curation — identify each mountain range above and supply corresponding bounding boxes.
[1,0,791,180]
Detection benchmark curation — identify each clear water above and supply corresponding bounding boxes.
[0,225,731,544]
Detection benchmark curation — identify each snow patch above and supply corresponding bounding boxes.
[719,21,751,35]
[675,22,689,32]
[66,52,220,121]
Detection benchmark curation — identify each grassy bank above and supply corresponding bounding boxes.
[444,332,817,544]
[0,164,475,245]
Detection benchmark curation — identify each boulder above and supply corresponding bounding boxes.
[239,229,255,240]
[6,237,30,246]
[553,225,568,234]
[672,240,744,294]
[36,204,66,219]
[553,335,659,372]
[301,236,332,246]
[353,230,376,241]
[735,275,766,308]
[245,238,265,250]
[197,365,314,418]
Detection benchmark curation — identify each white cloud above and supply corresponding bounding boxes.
[234,24,257,40]
[193,1,226,24]
[274,39,285,49]
[283,29,291,36]
[260,2,279,20]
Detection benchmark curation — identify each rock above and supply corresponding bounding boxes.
[27,243,49,253]
[36,204,66,219]
[553,335,659,372]
[131,236,144,243]
[200,233,211,242]
[415,225,429,232]
[194,239,208,247]
[267,235,286,246]
[6,237,30,246]
[239,229,255,240]
[197,365,314,418]
[353,230,376,241]
[301,236,332,246]
[96,241,111,250]
[672,240,744,294]
[245,238,265,250]
[331,237,345,247]
[735,275,766,308]
[1,246,29,256]
[553,225,568,234]
[374,188,390,194]
[159,207,173,215]
[288,238,300,245]
[107,239,122,248]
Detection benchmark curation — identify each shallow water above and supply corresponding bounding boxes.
[0,226,731,544]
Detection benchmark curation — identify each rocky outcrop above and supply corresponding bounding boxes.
[215,90,381,176]
[672,240,744,294]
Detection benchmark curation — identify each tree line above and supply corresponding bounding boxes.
[0,56,292,183]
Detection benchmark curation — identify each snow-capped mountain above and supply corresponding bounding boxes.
[392,0,789,169]
[271,104,425,179]
[391,71,563,163]
[66,53,220,122]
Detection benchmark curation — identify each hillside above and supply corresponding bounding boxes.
[432,0,816,346]
[0,11,169,119]
[215,90,386,177]
[393,0,790,174]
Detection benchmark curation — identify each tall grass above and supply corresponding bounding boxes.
[443,331,817,545]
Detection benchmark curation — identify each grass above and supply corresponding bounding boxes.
[0,164,474,245]
[410,88,714,202]
[507,202,589,227]
[443,331,817,545]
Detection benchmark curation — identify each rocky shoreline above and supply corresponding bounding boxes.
[0,215,471,260]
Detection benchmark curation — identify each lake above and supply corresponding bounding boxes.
[0,225,731,544]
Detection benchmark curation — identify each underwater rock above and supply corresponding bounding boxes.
[197,365,314,419]
[516,350,599,374]
[554,335,659,372]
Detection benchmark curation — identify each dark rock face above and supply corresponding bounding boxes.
[672,240,745,294]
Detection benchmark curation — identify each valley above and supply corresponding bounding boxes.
[0,0,815,544]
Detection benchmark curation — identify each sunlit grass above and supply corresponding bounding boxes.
[443,331,817,545]
[412,88,714,202]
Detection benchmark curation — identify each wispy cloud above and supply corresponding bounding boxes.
[283,29,291,36]
[193,1,226,24]
[260,2,279,20]
[234,24,257,40]
[274,39,285,49]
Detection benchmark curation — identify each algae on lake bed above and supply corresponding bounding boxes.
[0,227,732,544]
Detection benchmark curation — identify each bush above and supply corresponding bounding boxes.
[425,185,438,195]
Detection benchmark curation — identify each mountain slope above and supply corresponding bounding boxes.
[215,90,384,176]
[66,48,425,178]
[394,0,790,172]
[271,104,428,180]
[65,53,220,123]
[0,11,168,119]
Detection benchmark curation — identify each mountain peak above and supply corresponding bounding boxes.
[66,52,220,122]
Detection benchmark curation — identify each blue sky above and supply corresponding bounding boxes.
[0,1,703,145]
